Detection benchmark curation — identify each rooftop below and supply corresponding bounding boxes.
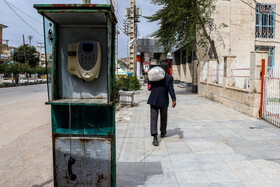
[0,24,8,28]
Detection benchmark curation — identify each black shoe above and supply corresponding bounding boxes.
[160,131,167,138]
[152,136,159,146]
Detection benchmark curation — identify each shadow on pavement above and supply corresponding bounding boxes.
[132,100,147,107]
[175,89,197,96]
[117,162,163,186]
[166,128,184,139]
[32,179,53,187]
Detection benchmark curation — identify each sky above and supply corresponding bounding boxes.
[0,0,161,58]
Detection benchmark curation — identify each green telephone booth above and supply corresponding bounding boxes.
[34,4,117,186]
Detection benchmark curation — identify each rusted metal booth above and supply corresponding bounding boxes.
[34,4,117,186]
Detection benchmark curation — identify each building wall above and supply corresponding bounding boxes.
[199,0,255,67]
[200,0,280,67]
[172,0,280,89]
[195,0,280,89]
[172,52,181,82]
[255,0,280,74]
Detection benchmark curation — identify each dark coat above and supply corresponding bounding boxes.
[147,74,176,107]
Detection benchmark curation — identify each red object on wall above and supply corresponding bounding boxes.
[260,59,266,118]
[167,59,172,76]
[137,55,141,63]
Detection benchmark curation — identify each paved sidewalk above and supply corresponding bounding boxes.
[116,86,280,186]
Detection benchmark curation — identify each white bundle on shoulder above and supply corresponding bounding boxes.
[148,66,165,82]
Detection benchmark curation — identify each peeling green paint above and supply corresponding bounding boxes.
[35,4,117,186]
[34,4,117,24]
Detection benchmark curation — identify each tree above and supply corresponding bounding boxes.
[0,64,5,74]
[13,44,39,67]
[146,0,225,63]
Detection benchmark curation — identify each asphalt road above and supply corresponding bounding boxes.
[0,84,48,106]
[0,84,53,187]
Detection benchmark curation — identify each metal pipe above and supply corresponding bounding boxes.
[260,59,266,118]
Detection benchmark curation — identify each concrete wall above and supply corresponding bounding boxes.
[197,0,280,75]
[198,52,268,118]
[199,82,260,118]
[172,52,181,82]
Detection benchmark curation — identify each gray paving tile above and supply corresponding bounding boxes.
[116,162,145,186]
[179,183,212,187]
[172,161,202,172]
[193,153,223,162]
[217,153,247,161]
[210,182,246,187]
[116,86,280,186]
[204,170,241,183]
[166,142,191,154]
[199,161,231,171]
[169,153,197,163]
[175,171,210,183]
[145,184,178,187]
[145,171,178,185]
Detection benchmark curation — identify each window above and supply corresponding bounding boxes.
[255,45,275,68]
[256,3,275,38]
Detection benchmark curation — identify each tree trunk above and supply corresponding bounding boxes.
[200,19,220,64]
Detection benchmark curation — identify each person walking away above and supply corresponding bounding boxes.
[147,62,176,146]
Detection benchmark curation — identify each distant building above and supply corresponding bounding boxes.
[39,53,52,67]
[0,24,8,64]
[137,37,170,79]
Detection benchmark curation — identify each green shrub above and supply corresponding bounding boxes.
[1,63,47,83]
[116,75,141,91]
[0,64,5,74]
[115,75,141,102]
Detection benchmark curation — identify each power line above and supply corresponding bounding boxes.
[118,25,126,35]
[6,1,42,24]
[4,0,43,37]
[116,13,123,24]
[239,0,280,24]
[252,0,280,18]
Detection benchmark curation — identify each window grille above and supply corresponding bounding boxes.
[255,45,275,68]
[256,3,275,39]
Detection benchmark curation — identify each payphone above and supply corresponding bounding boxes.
[34,4,117,186]
[68,41,102,81]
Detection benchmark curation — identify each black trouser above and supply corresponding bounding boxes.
[150,105,168,136]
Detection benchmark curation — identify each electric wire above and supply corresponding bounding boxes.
[239,0,280,24]
[118,25,127,35]
[6,1,42,24]
[3,0,43,36]
[253,0,280,18]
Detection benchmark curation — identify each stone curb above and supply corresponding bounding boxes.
[0,81,47,88]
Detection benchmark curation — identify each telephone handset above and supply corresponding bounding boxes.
[68,41,102,81]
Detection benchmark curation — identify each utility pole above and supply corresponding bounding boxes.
[37,42,44,54]
[22,34,27,64]
[125,0,141,75]
[116,0,119,77]
[129,0,136,75]
[83,0,91,4]
[37,42,44,66]
[28,35,33,46]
